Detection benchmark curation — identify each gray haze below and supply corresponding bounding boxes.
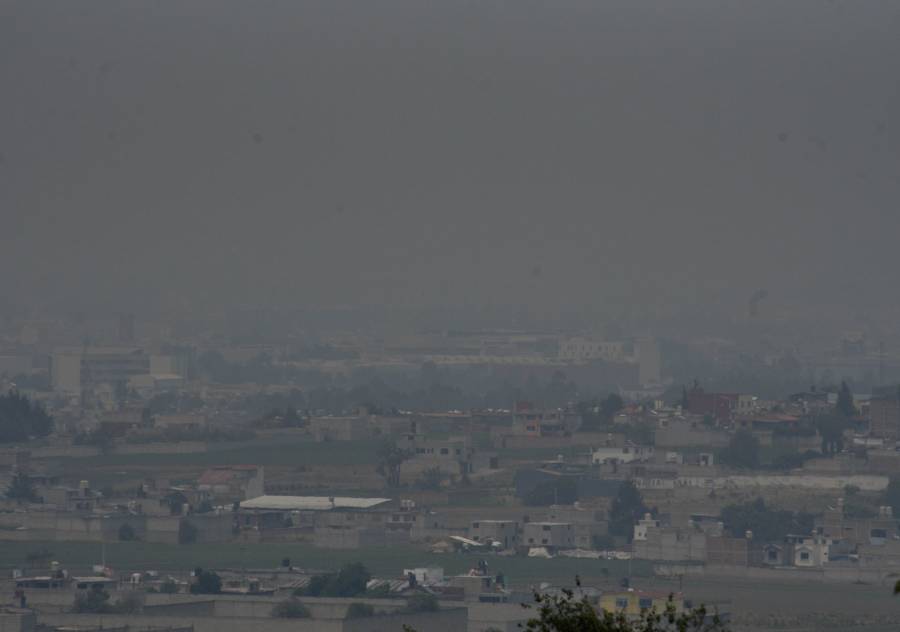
[2,0,899,319]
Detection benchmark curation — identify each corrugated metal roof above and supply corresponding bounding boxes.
[240,495,391,511]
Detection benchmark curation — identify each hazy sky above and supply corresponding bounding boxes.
[2,1,898,319]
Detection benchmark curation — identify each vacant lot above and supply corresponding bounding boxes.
[0,540,650,585]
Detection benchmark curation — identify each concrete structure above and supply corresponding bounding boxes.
[51,346,150,395]
[470,520,519,549]
[309,416,371,442]
[197,465,265,502]
[591,443,653,465]
[522,522,575,549]
[870,396,900,439]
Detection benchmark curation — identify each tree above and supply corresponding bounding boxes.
[816,413,847,456]
[882,476,900,514]
[118,523,136,541]
[73,586,112,613]
[190,569,222,594]
[0,391,53,443]
[272,598,311,618]
[524,477,578,507]
[376,441,410,488]
[405,593,439,613]
[6,471,38,503]
[159,579,179,594]
[608,481,647,541]
[417,467,444,491]
[721,498,813,542]
[178,520,198,544]
[299,563,371,598]
[519,580,727,632]
[836,381,855,417]
[719,430,760,469]
[330,562,371,597]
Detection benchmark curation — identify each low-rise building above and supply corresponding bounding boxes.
[470,520,519,549]
[522,522,575,550]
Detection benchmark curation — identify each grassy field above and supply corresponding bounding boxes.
[0,541,650,585]
[59,438,380,468]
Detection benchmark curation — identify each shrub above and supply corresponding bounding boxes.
[159,579,179,594]
[118,523,136,541]
[190,570,221,595]
[272,598,311,618]
[405,593,439,613]
[73,587,111,613]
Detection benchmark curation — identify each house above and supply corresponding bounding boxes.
[511,402,579,437]
[786,534,831,567]
[397,435,476,480]
[686,387,739,424]
[197,465,265,503]
[599,591,689,617]
[632,517,706,562]
[591,443,653,465]
[470,520,519,549]
[522,522,575,550]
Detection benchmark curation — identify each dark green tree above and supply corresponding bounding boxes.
[524,477,578,507]
[836,381,855,417]
[520,580,727,632]
[721,498,813,542]
[272,598,311,618]
[719,430,760,469]
[6,471,38,503]
[376,441,410,488]
[816,412,848,456]
[73,586,112,613]
[0,391,53,442]
[117,523,136,541]
[608,481,647,541]
[190,569,222,594]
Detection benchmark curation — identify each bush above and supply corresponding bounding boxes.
[73,587,111,613]
[346,602,375,618]
[272,598,311,619]
[405,593,439,613]
[159,579,179,594]
[298,563,371,598]
[178,520,198,545]
[190,569,222,595]
[118,523,136,541]
[113,591,144,614]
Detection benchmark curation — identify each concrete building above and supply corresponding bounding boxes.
[470,520,519,549]
[591,443,653,465]
[197,466,265,503]
[869,396,900,439]
[51,347,150,395]
[558,337,627,362]
[522,522,575,549]
[308,416,371,442]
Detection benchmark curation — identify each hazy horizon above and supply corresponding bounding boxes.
[3,1,898,320]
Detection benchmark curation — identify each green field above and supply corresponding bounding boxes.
[59,438,380,468]
[0,541,650,586]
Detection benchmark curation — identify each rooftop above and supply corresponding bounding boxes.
[240,495,392,512]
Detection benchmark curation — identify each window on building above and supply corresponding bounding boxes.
[615,598,628,609]
[639,598,652,609]
[800,551,810,561]
[440,448,449,455]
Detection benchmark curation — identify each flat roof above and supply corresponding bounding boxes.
[240,495,391,511]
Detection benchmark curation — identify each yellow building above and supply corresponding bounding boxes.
[599,591,687,617]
